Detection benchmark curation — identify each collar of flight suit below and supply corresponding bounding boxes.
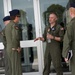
[49,23,57,31]
[47,23,57,34]
[10,20,19,27]
[71,17,75,21]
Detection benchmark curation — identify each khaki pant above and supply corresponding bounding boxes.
[43,46,63,75]
[7,49,22,75]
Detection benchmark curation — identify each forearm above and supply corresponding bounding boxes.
[53,36,61,42]
[34,37,45,42]
[40,37,45,41]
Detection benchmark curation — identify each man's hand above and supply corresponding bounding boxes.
[64,58,69,63]
[34,37,40,42]
[17,47,21,53]
[12,47,21,53]
[34,37,44,42]
[47,34,54,40]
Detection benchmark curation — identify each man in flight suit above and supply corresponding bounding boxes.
[62,2,75,75]
[34,12,64,75]
[3,16,10,75]
[4,9,22,75]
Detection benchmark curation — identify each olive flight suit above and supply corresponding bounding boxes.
[62,17,75,75]
[1,29,10,75]
[4,20,22,75]
[43,24,64,75]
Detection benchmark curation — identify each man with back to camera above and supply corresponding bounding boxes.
[4,9,22,75]
[34,12,64,75]
[2,16,10,75]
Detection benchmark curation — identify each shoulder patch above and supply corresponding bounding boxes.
[60,27,64,30]
[48,28,50,32]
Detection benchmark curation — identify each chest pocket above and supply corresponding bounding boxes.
[50,27,60,37]
[15,27,20,41]
[12,25,20,40]
[53,28,59,36]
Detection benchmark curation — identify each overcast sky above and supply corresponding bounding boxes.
[0,0,5,31]
[0,0,69,31]
[40,0,69,12]
[11,0,69,24]
[40,0,69,7]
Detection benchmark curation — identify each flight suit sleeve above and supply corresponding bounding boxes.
[43,27,47,42]
[62,25,72,58]
[2,30,7,48]
[59,26,64,42]
[5,25,12,47]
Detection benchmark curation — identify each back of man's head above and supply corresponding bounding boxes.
[3,16,10,25]
[3,16,10,22]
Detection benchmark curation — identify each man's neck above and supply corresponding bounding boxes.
[50,23,56,28]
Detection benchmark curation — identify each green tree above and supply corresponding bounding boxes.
[43,4,65,25]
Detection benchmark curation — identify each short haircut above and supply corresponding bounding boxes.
[49,12,58,18]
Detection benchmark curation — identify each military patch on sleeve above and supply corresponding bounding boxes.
[48,28,50,32]
[60,27,64,30]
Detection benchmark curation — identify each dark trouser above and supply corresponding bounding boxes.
[70,57,75,75]
[43,48,63,75]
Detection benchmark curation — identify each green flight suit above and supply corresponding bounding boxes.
[1,29,10,75]
[62,17,75,75]
[4,20,22,75]
[43,24,64,75]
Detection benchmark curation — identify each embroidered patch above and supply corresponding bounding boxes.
[52,27,55,31]
[60,27,64,30]
[48,28,50,32]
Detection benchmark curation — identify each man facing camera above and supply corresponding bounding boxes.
[34,12,64,75]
